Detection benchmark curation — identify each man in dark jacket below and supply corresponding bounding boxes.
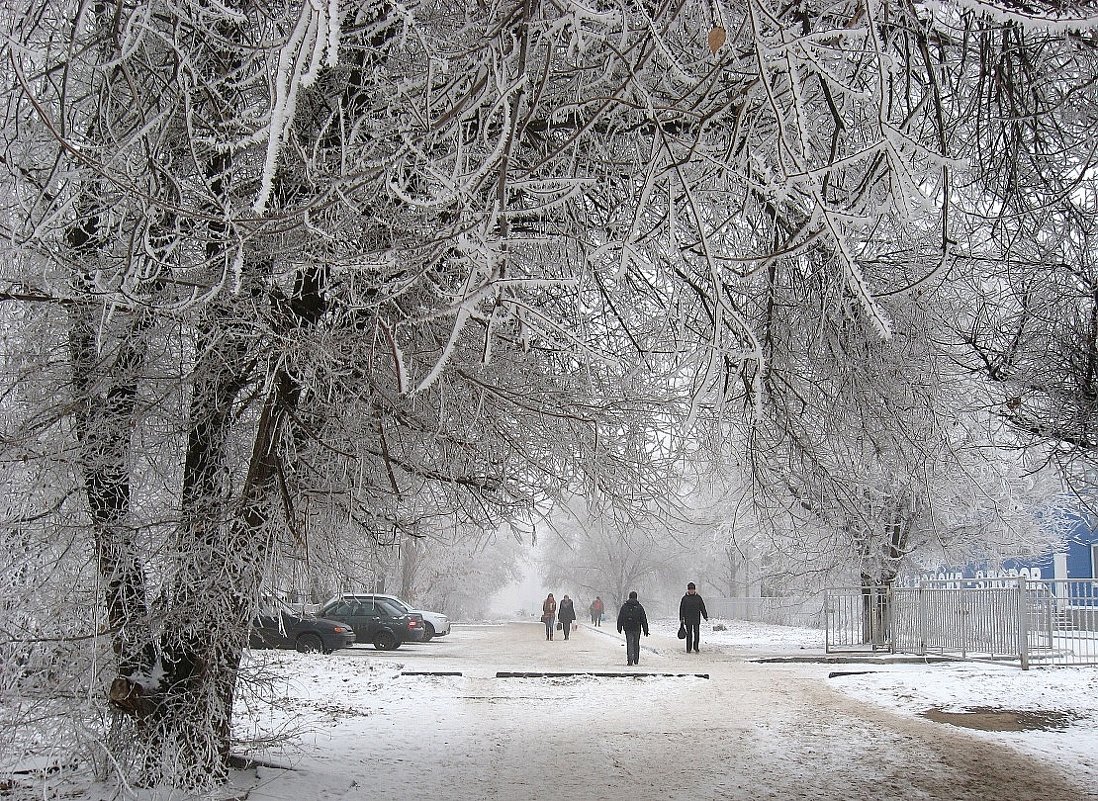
[679,582,708,653]
[616,591,649,666]
[558,594,576,640]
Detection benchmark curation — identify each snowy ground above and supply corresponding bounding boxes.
[13,618,1098,800]
[702,619,1098,793]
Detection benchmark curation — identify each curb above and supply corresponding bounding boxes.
[496,671,708,679]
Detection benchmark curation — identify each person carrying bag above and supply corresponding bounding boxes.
[557,594,576,640]
[679,582,708,653]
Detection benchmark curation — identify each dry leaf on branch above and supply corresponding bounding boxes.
[708,26,726,54]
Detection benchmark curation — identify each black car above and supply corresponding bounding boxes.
[249,600,356,654]
[318,596,426,650]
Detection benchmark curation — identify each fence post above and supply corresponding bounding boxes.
[1016,575,1029,671]
[887,584,895,654]
[916,582,926,656]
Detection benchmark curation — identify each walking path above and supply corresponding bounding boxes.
[244,622,1087,801]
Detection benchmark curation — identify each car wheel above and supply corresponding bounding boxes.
[373,630,399,651]
[422,622,435,642]
[295,633,323,653]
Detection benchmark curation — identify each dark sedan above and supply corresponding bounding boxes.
[250,603,356,654]
[318,596,425,650]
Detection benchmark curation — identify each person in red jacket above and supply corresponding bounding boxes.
[589,596,605,626]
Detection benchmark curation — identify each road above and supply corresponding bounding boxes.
[247,622,1085,801]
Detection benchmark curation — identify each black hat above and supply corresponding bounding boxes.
[687,582,696,589]
[628,591,638,599]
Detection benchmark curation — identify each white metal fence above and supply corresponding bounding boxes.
[826,578,1098,668]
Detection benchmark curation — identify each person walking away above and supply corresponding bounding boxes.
[590,596,604,626]
[616,591,649,666]
[679,582,708,653]
[558,594,576,640]
[542,593,557,640]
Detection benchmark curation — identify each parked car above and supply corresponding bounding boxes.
[330,593,451,641]
[318,596,425,650]
[250,599,355,654]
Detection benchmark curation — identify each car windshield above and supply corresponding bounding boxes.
[375,599,405,617]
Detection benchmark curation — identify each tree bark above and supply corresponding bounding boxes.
[68,300,153,678]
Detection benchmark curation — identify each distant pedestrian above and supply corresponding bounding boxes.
[679,582,708,653]
[542,593,557,640]
[616,591,649,666]
[589,596,605,626]
[558,595,576,639]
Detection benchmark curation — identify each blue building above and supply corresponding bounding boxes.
[1060,523,1098,581]
[920,516,1098,584]
[911,517,1098,623]
[1007,518,1098,583]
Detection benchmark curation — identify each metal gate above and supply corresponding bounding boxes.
[824,586,892,654]
[891,580,1032,666]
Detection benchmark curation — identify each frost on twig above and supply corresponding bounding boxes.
[255,0,342,215]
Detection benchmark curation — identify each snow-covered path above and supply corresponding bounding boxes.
[236,623,1087,801]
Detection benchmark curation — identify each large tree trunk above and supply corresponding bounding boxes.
[859,574,891,647]
[68,299,153,678]
[61,0,158,689]
[127,266,321,782]
[116,315,290,782]
[65,206,161,746]
[155,307,254,780]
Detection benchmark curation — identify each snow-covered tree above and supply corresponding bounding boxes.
[386,528,525,619]
[737,291,1064,596]
[0,1,716,785]
[3,0,1096,792]
[540,495,691,614]
[943,11,1098,487]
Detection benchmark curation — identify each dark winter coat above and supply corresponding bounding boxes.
[679,592,708,624]
[558,598,576,624]
[616,598,649,635]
